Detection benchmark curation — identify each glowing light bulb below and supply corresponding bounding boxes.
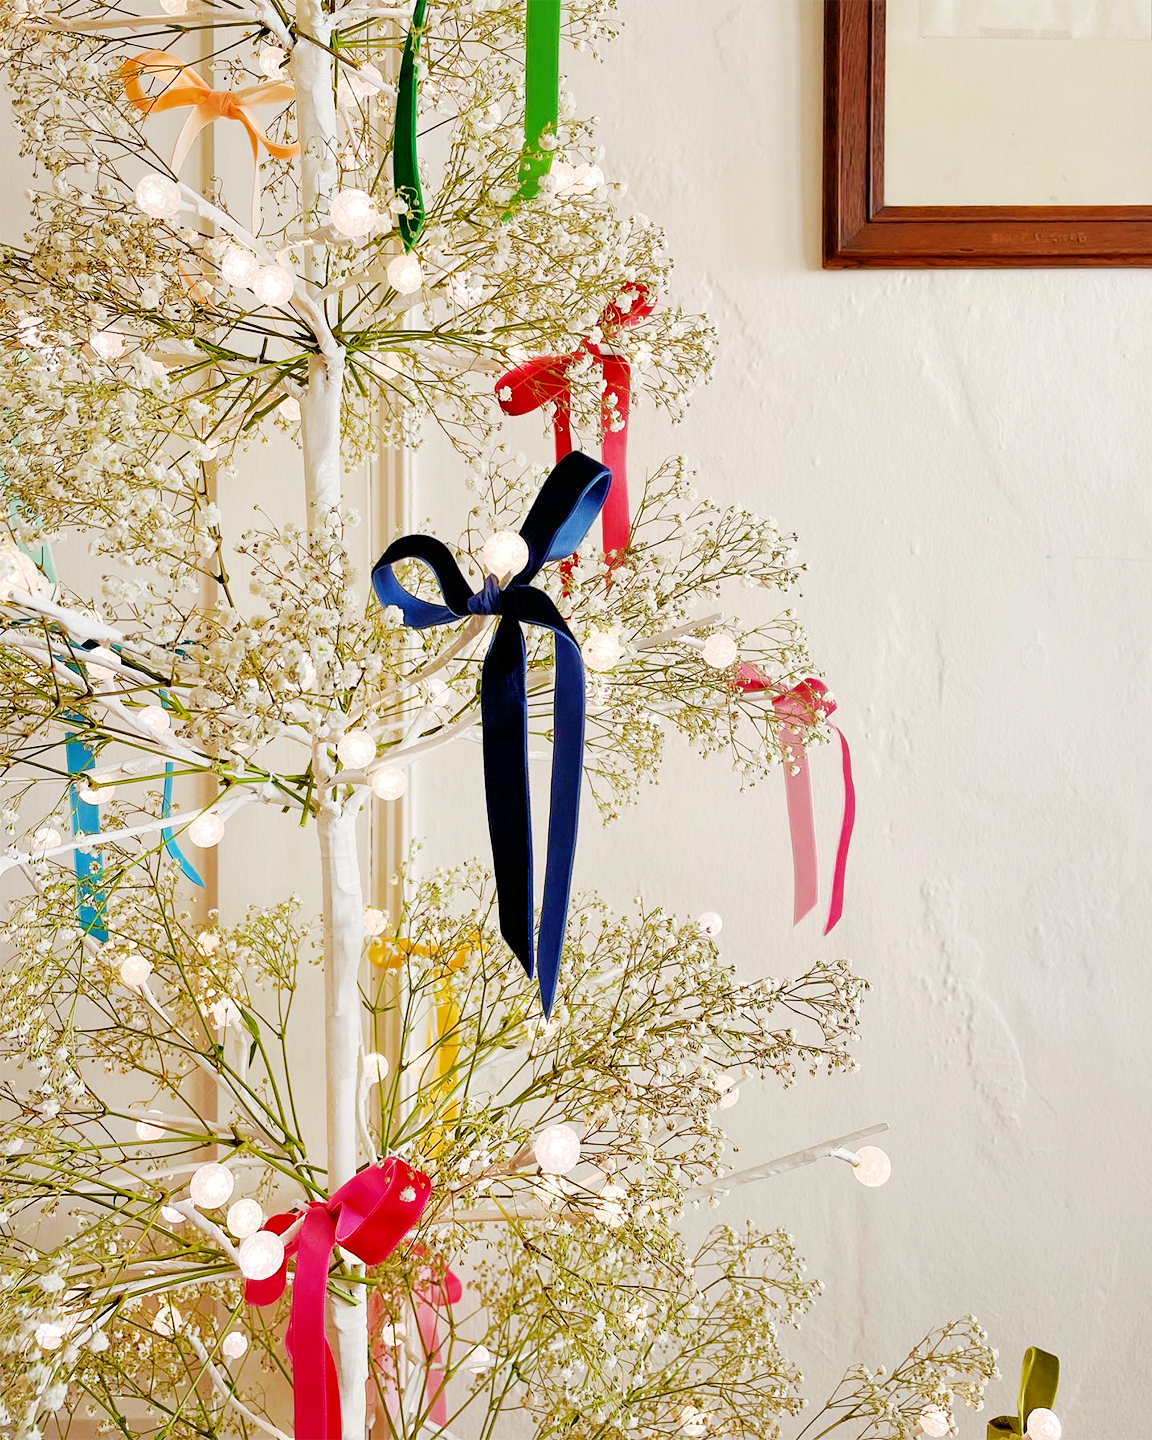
[89,328,124,361]
[133,173,181,219]
[330,187,379,239]
[153,1302,182,1337]
[257,46,287,78]
[467,1343,495,1372]
[278,395,300,422]
[0,546,44,598]
[189,1162,235,1209]
[209,996,241,1028]
[220,244,262,288]
[35,1322,65,1350]
[85,646,118,685]
[1025,1410,1062,1440]
[582,629,622,673]
[135,1111,165,1141]
[337,729,377,769]
[715,1075,739,1111]
[342,60,383,101]
[918,1407,951,1438]
[702,632,738,669]
[80,780,112,805]
[159,0,189,13]
[222,1330,249,1359]
[371,767,407,801]
[363,1052,389,1084]
[851,1145,891,1188]
[161,1205,185,1225]
[386,251,424,295]
[119,955,153,989]
[697,911,722,937]
[30,826,62,855]
[534,1123,581,1175]
[679,1407,709,1438]
[227,1197,264,1239]
[363,907,388,937]
[188,811,225,848]
[253,265,294,306]
[138,704,170,736]
[238,1229,285,1281]
[481,529,529,578]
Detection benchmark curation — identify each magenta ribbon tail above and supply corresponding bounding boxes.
[781,726,820,926]
[416,1299,448,1424]
[823,725,855,934]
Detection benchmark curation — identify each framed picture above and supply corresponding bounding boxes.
[824,0,1152,266]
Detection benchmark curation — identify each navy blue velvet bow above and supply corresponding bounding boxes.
[372,451,611,1016]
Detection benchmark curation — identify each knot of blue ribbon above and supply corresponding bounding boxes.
[372,451,611,1016]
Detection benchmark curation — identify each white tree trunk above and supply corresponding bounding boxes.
[293,5,370,1435]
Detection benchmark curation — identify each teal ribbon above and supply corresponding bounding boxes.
[66,732,107,942]
[393,0,562,250]
[988,1347,1060,1438]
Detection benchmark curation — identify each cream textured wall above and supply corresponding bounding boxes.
[413,2,1152,1434]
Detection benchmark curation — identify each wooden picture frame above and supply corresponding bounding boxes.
[823,0,1152,268]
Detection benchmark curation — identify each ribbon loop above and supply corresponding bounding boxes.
[373,451,610,1014]
[988,1347,1060,1438]
[246,1158,431,1440]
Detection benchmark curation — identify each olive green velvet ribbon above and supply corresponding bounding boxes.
[988,1347,1060,1438]
[393,0,561,250]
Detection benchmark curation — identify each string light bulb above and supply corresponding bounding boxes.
[467,1343,495,1373]
[159,0,189,12]
[119,955,153,989]
[227,1197,264,1239]
[0,546,44,598]
[133,174,181,220]
[152,1302,183,1337]
[138,704,170,736]
[534,1123,581,1175]
[697,911,723,937]
[222,1330,249,1359]
[220,244,262,289]
[582,629,622,672]
[89,328,125,361]
[253,265,294,306]
[189,1162,235,1209]
[279,395,300,422]
[1025,1410,1062,1440]
[188,812,225,848]
[135,1111,165,1141]
[851,1145,892,1188]
[161,1205,185,1225]
[238,1230,285,1281]
[481,529,529,578]
[257,46,286,78]
[330,187,378,239]
[679,1407,709,1438]
[35,1322,65,1350]
[363,1052,389,1083]
[387,251,424,295]
[30,826,62,855]
[80,780,112,805]
[918,1406,951,1438]
[371,767,407,801]
[337,729,376,769]
[701,632,738,669]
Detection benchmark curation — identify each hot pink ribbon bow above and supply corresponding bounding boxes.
[245,1157,432,1440]
[737,669,855,933]
[495,282,656,559]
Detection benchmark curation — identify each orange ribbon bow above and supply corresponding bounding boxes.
[121,50,300,233]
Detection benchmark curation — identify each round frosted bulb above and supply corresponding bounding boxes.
[135,1111,165,1141]
[715,1076,740,1111]
[330,187,378,239]
[1025,1410,1062,1440]
[161,1205,185,1224]
[227,1197,264,1239]
[258,46,286,78]
[363,1052,389,1084]
[534,1123,581,1175]
[582,629,622,673]
[153,1302,182,1337]
[188,812,225,848]
[31,826,62,854]
[90,329,124,360]
[697,911,722,937]
[702,632,738,669]
[467,1343,494,1372]
[119,955,153,988]
[133,174,181,219]
[918,1408,951,1438]
[852,1145,891,1188]
[337,729,377,769]
[35,1322,65,1350]
[481,529,529,578]
[138,704,170,736]
[0,547,43,598]
[386,251,424,295]
[253,265,294,306]
[220,244,261,288]
[238,1230,285,1281]
[278,395,300,422]
[189,1162,235,1209]
[222,1330,249,1359]
[159,0,189,12]
[680,1408,708,1438]
[371,767,407,801]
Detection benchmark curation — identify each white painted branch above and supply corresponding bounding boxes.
[185,1330,293,1440]
[689,1123,890,1197]
[170,1200,240,1263]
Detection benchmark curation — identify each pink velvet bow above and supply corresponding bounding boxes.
[737,669,856,933]
[495,283,656,559]
[245,1157,432,1440]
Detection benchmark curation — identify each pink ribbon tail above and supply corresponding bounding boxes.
[824,725,855,934]
[781,726,820,926]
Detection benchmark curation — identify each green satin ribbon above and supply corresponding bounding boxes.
[393,0,561,250]
[988,1347,1060,1438]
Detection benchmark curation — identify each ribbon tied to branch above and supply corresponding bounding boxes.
[737,668,855,934]
[245,1157,432,1440]
[495,284,655,560]
[372,451,610,1015]
[121,50,300,234]
[988,1347,1061,1439]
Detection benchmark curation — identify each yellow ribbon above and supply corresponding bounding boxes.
[121,50,300,234]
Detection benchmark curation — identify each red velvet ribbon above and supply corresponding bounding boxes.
[494,283,655,559]
[737,669,855,933]
[245,1157,432,1440]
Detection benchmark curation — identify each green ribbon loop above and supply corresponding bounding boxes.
[394,0,428,252]
[393,0,562,249]
[988,1347,1060,1438]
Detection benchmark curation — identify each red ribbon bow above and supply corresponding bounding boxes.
[495,282,655,559]
[737,669,855,933]
[246,1157,432,1440]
